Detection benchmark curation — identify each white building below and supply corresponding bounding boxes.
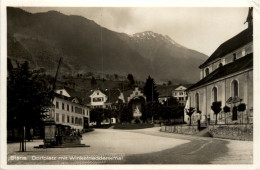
[88,89,108,109]
[172,85,189,106]
[86,89,123,124]
[50,88,90,130]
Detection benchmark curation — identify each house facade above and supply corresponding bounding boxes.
[86,89,124,124]
[88,89,109,109]
[185,8,253,125]
[51,88,90,130]
[172,85,189,106]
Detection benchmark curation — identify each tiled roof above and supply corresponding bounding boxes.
[82,88,122,104]
[122,89,134,103]
[157,84,193,97]
[55,87,84,104]
[199,28,253,69]
[82,90,93,104]
[157,85,178,97]
[121,87,144,103]
[54,93,85,106]
[104,89,121,103]
[187,53,253,91]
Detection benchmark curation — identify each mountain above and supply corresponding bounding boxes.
[7,7,208,83]
[118,31,207,83]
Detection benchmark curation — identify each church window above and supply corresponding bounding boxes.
[212,87,217,102]
[231,80,239,97]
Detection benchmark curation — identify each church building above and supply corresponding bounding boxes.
[185,7,253,125]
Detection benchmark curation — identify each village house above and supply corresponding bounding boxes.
[85,88,124,124]
[185,8,253,125]
[157,85,178,104]
[85,87,146,124]
[157,84,192,106]
[51,87,90,130]
[172,85,191,106]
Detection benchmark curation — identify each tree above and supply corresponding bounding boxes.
[185,107,195,126]
[104,107,117,125]
[7,60,52,151]
[159,105,174,124]
[114,74,119,80]
[211,101,222,125]
[90,108,106,126]
[238,103,246,124]
[143,76,159,102]
[163,97,179,106]
[223,105,231,124]
[127,74,135,88]
[119,105,134,123]
[142,101,159,123]
[91,76,97,88]
[110,99,124,122]
[176,105,185,123]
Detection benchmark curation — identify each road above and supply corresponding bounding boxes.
[7,127,253,164]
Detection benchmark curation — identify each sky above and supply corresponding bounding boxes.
[21,7,249,56]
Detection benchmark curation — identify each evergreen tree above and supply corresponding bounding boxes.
[7,61,52,151]
[127,74,135,88]
[91,76,97,88]
[211,101,222,125]
[143,76,159,102]
[119,105,134,123]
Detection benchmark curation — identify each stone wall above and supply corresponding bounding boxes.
[208,124,253,141]
[161,125,199,135]
[161,124,253,141]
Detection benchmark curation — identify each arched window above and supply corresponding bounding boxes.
[205,68,209,76]
[231,80,239,97]
[212,87,217,102]
[218,63,223,68]
[195,93,199,111]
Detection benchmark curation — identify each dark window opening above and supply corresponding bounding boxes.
[233,53,237,61]
[205,68,209,76]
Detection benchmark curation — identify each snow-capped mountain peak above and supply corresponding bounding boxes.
[132,31,182,47]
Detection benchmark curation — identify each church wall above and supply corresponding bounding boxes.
[248,71,253,117]
[188,69,253,125]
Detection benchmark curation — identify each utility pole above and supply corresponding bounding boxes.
[53,57,62,93]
